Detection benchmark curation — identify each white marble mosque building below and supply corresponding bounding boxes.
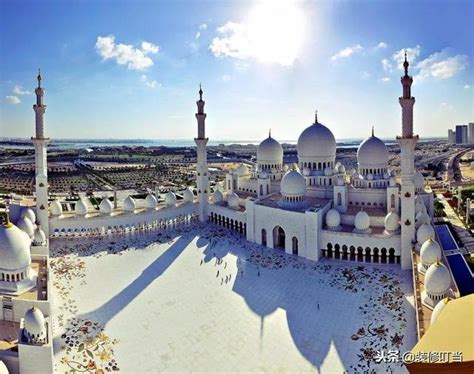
[1,56,457,373]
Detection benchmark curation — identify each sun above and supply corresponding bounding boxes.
[246,0,306,66]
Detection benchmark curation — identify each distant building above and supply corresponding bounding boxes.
[448,129,455,144]
[469,122,474,144]
[455,125,468,144]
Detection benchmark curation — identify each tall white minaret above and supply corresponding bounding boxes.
[194,85,209,222]
[397,53,418,270]
[32,70,50,236]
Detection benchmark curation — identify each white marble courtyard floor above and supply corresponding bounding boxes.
[50,223,417,373]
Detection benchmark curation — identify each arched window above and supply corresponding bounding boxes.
[260,185,263,195]
[292,237,298,255]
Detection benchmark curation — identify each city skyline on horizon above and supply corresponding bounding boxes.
[1,0,473,141]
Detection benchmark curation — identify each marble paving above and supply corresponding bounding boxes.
[50,223,417,373]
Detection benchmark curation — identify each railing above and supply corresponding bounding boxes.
[411,249,425,340]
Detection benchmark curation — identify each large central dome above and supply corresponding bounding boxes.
[297,120,336,159]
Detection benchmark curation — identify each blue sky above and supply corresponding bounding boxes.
[1,0,473,141]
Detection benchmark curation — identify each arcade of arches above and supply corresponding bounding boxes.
[322,243,400,264]
[209,212,247,235]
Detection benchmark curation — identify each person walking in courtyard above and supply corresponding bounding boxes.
[317,303,320,310]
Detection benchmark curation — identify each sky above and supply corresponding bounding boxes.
[0,0,473,141]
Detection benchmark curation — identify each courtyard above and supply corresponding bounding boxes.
[50,223,416,373]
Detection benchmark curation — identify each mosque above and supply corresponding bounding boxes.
[1,55,461,373]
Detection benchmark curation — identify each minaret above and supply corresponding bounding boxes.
[32,70,50,236]
[194,84,209,222]
[397,52,418,270]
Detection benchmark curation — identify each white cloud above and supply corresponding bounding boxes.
[417,51,468,80]
[199,23,207,30]
[195,32,201,39]
[95,35,158,70]
[465,84,471,89]
[221,74,231,82]
[13,85,31,95]
[141,41,159,54]
[381,58,393,73]
[331,44,363,61]
[440,102,454,110]
[140,74,159,88]
[209,21,253,60]
[392,45,421,70]
[379,77,390,83]
[375,41,388,50]
[6,95,21,104]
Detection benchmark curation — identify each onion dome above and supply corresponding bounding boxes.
[20,208,36,223]
[425,262,451,296]
[420,238,442,269]
[123,196,136,212]
[227,192,240,209]
[283,164,289,172]
[336,175,345,186]
[32,225,46,246]
[430,297,451,325]
[99,198,113,214]
[145,193,157,209]
[416,211,430,227]
[326,209,341,230]
[338,164,346,174]
[75,199,88,216]
[213,190,224,202]
[281,169,306,197]
[165,192,177,206]
[24,306,46,342]
[324,166,333,176]
[17,216,35,238]
[297,116,336,159]
[50,199,63,216]
[414,171,425,189]
[257,132,283,164]
[357,130,388,169]
[235,164,250,176]
[183,188,194,202]
[389,177,396,187]
[417,223,435,244]
[302,167,311,176]
[354,210,371,233]
[0,220,31,271]
[384,210,400,233]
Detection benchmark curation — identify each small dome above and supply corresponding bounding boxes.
[430,297,450,325]
[416,211,430,227]
[123,196,136,212]
[17,216,35,238]
[75,199,88,216]
[0,222,31,271]
[99,198,113,214]
[20,208,36,223]
[326,209,341,228]
[281,169,306,197]
[420,238,442,268]
[384,210,400,232]
[354,210,370,231]
[425,262,451,295]
[0,361,8,374]
[50,199,63,216]
[283,164,289,172]
[338,164,346,174]
[227,192,240,209]
[213,190,224,202]
[145,193,157,209]
[257,134,283,164]
[389,177,396,187]
[32,225,46,246]
[165,192,177,206]
[414,172,425,189]
[297,121,336,159]
[324,166,333,176]
[24,306,46,339]
[357,134,389,168]
[235,164,250,176]
[417,223,435,244]
[183,188,194,202]
[302,167,311,176]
